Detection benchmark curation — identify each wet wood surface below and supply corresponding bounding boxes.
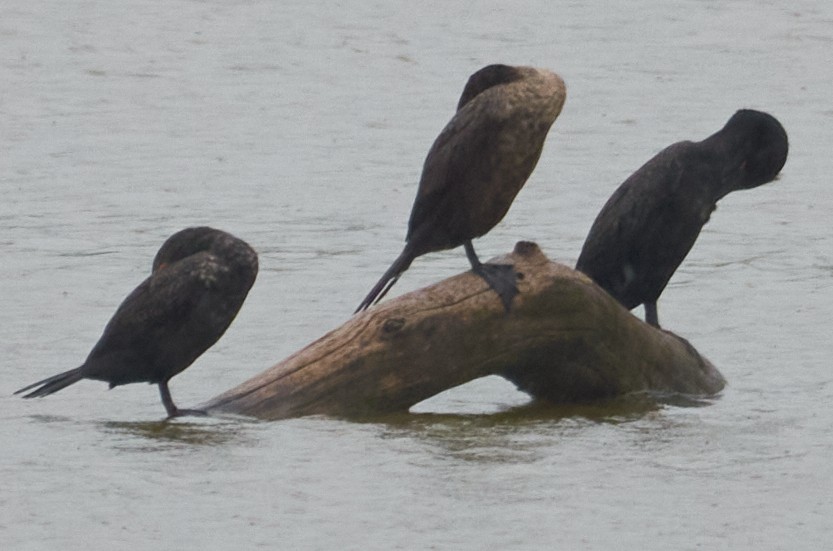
[202,242,725,420]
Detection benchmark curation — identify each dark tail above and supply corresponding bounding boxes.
[15,367,86,399]
[355,248,416,313]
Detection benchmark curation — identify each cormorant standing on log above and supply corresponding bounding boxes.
[356,64,566,313]
[576,109,788,327]
[15,227,258,418]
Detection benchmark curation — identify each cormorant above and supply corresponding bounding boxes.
[355,64,566,313]
[15,227,258,418]
[576,109,788,327]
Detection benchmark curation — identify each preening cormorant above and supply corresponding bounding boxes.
[15,227,258,418]
[355,64,566,313]
[576,109,788,327]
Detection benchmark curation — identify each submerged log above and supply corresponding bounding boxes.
[202,242,725,420]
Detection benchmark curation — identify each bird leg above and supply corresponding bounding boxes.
[644,302,660,328]
[464,241,518,312]
[159,381,207,419]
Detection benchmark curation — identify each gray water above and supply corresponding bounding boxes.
[2,0,831,549]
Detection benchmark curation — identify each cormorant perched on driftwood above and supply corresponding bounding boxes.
[576,109,788,327]
[15,227,258,418]
[356,64,566,313]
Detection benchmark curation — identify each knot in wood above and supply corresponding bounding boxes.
[513,240,541,257]
[382,317,406,334]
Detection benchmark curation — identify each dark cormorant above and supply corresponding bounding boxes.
[576,109,788,327]
[355,64,566,313]
[15,227,258,418]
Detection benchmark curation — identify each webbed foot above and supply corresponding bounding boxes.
[472,262,519,313]
[165,407,208,420]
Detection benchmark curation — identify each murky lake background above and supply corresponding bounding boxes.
[2,0,831,548]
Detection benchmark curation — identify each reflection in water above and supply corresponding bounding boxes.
[372,392,713,463]
[100,415,258,451]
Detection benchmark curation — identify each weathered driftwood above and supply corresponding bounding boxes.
[202,242,725,420]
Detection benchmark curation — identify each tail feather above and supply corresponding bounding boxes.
[15,367,86,399]
[355,248,416,313]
